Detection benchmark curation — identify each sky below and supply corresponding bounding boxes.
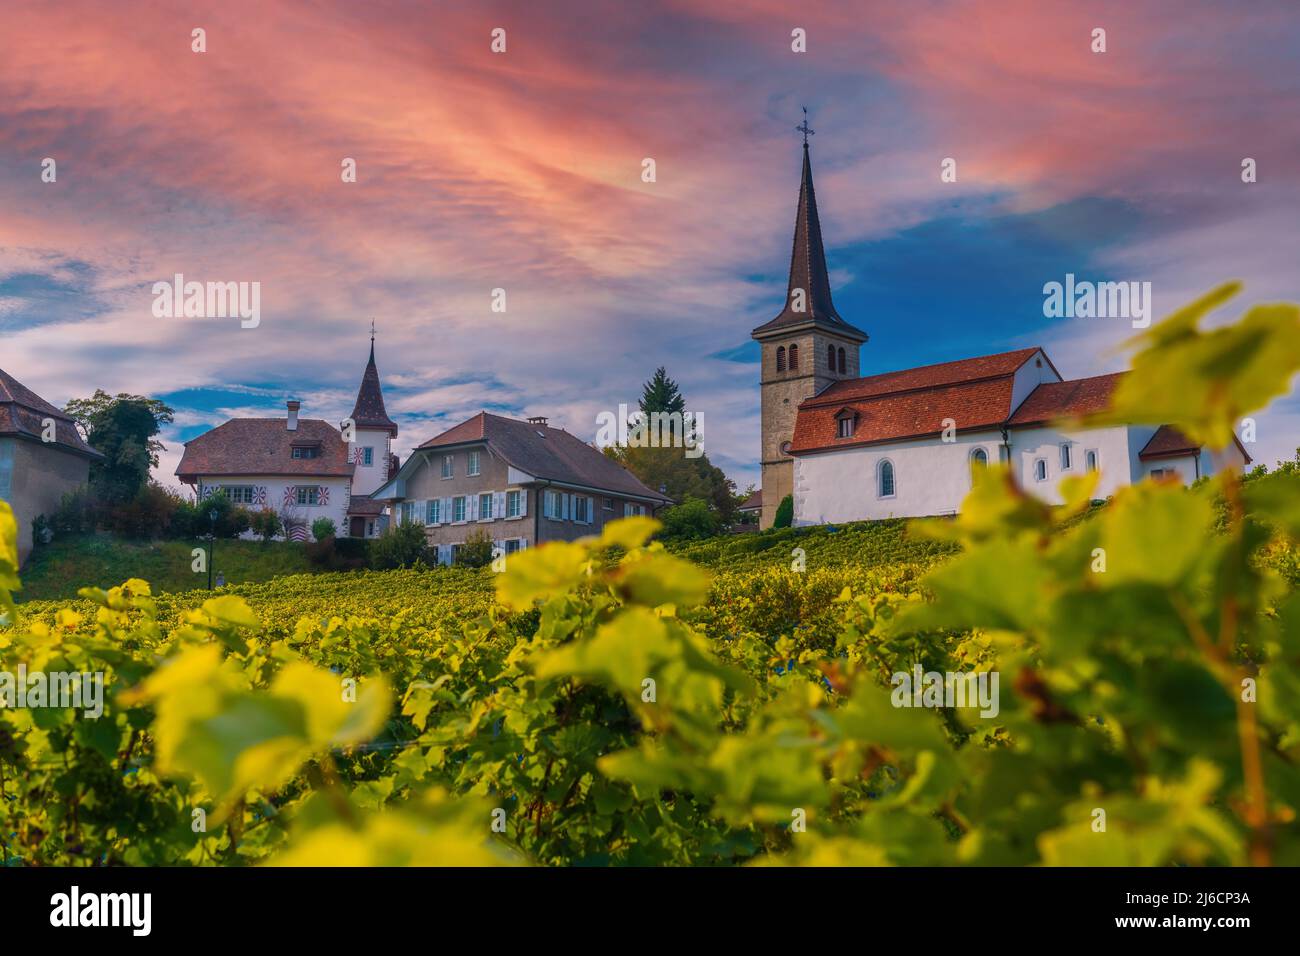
[2,0,1298,493]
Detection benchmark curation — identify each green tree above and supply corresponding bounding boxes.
[65,390,174,504]
[456,529,495,568]
[773,493,793,528]
[657,496,722,542]
[638,366,686,416]
[370,521,431,570]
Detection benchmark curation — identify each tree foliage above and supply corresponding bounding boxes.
[64,390,174,504]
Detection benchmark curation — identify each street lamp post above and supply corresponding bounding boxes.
[208,508,219,590]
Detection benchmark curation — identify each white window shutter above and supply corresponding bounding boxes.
[494,491,505,519]
[587,496,595,524]
[443,497,452,523]
[519,489,528,517]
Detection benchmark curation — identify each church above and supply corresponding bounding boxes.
[752,138,1249,529]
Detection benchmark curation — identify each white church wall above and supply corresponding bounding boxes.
[1007,424,1135,504]
[1009,350,1062,411]
[793,429,1004,524]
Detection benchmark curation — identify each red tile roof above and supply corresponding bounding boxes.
[791,376,1018,454]
[1005,372,1126,426]
[1138,425,1201,460]
[809,348,1045,407]
[0,367,103,458]
[176,418,354,480]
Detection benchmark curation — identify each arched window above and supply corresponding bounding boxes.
[828,344,836,372]
[788,344,799,370]
[969,447,988,479]
[1085,450,1098,473]
[776,346,786,372]
[878,459,896,498]
[837,347,846,373]
[1034,458,1048,482]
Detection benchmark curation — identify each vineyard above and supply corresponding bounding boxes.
[2,284,1299,867]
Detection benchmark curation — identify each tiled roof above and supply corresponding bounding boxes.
[349,341,398,435]
[1006,372,1127,425]
[810,348,1042,407]
[0,367,103,458]
[1139,425,1200,460]
[176,418,354,480]
[791,377,1017,454]
[418,411,672,503]
[346,494,387,516]
[738,489,762,511]
[751,145,868,343]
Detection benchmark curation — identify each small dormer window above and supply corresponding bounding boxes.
[834,408,857,440]
[291,446,319,460]
[837,417,853,439]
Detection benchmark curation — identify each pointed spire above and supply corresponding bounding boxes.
[751,121,868,343]
[350,327,398,436]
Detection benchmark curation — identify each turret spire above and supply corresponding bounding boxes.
[350,328,398,436]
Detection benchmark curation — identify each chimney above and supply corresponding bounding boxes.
[526,415,548,426]
[286,400,301,431]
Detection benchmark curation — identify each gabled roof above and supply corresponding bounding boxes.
[751,144,868,343]
[403,411,671,503]
[0,367,103,459]
[810,348,1045,407]
[1139,425,1200,460]
[349,339,398,435]
[738,489,762,512]
[1005,372,1126,426]
[176,418,354,480]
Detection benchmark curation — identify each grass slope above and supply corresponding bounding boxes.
[17,534,317,603]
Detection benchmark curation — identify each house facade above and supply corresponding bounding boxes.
[373,411,671,564]
[0,367,103,566]
[175,337,398,539]
[755,141,1249,527]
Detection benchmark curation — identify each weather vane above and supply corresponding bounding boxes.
[796,106,815,146]
[370,318,376,343]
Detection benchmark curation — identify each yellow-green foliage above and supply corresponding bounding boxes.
[1,284,1299,867]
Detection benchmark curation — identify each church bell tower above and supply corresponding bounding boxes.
[751,116,869,528]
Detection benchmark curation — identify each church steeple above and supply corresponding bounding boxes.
[751,122,868,342]
[350,324,398,436]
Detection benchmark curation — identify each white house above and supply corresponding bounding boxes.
[175,336,399,540]
[788,347,1250,524]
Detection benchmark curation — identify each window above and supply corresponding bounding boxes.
[441,455,453,479]
[479,493,493,520]
[969,448,988,476]
[878,460,896,498]
[291,446,319,460]
[1150,468,1168,480]
[624,503,646,517]
[426,499,441,524]
[1085,450,1099,473]
[450,543,461,563]
[1034,459,1048,482]
[574,496,589,523]
[776,346,786,372]
[361,447,373,466]
[604,497,614,511]
[400,501,417,524]
[507,490,522,518]
[837,347,846,374]
[837,417,854,439]
[295,486,319,506]
[788,344,799,371]
[828,344,836,372]
[468,451,480,476]
[1060,443,1073,470]
[453,496,466,522]
[505,538,523,555]
[223,485,255,504]
[544,490,562,519]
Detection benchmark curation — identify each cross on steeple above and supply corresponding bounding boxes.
[796,106,814,147]
[369,319,376,344]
